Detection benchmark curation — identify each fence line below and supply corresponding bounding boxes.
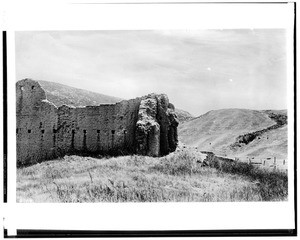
[199,151,288,173]
[227,156,287,172]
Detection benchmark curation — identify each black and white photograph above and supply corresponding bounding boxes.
[15,29,289,203]
[1,0,296,237]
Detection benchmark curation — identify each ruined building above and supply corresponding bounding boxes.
[16,79,179,166]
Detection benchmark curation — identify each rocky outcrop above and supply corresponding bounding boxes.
[16,79,179,166]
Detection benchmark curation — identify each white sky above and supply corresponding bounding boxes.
[15,29,287,116]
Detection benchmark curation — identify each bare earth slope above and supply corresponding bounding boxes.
[38,80,123,107]
[179,109,287,159]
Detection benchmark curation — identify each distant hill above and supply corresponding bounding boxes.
[38,80,193,123]
[179,109,287,159]
[175,108,194,123]
[38,80,123,107]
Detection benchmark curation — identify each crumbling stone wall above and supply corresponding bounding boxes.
[135,94,179,157]
[16,79,179,166]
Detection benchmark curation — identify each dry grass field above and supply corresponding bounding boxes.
[17,149,288,203]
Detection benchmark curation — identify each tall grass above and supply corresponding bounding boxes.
[151,150,199,176]
[52,180,204,203]
[209,156,288,201]
[17,150,288,202]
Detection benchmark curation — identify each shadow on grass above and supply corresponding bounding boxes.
[17,146,135,168]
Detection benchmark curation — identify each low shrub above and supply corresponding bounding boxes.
[151,150,201,176]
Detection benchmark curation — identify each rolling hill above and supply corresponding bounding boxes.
[38,80,194,123]
[37,80,286,159]
[179,109,287,159]
[38,80,123,107]
[174,108,194,123]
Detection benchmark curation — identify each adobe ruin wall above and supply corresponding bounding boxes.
[16,79,179,166]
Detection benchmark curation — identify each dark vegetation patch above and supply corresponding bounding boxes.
[231,112,287,148]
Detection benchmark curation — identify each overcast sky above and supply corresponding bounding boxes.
[15,30,287,116]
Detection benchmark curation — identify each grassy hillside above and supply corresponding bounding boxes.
[179,109,287,159]
[231,125,287,159]
[175,108,194,123]
[38,81,194,122]
[17,149,287,203]
[38,80,123,107]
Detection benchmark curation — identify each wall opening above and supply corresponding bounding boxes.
[111,130,115,148]
[97,130,100,151]
[83,130,87,150]
[71,129,75,149]
[53,130,56,147]
[124,130,127,147]
[28,129,31,133]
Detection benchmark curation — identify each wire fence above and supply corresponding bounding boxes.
[234,157,288,173]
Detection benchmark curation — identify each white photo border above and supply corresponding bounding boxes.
[2,0,296,236]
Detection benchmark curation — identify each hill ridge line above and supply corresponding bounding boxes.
[192,108,287,120]
[38,80,123,101]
